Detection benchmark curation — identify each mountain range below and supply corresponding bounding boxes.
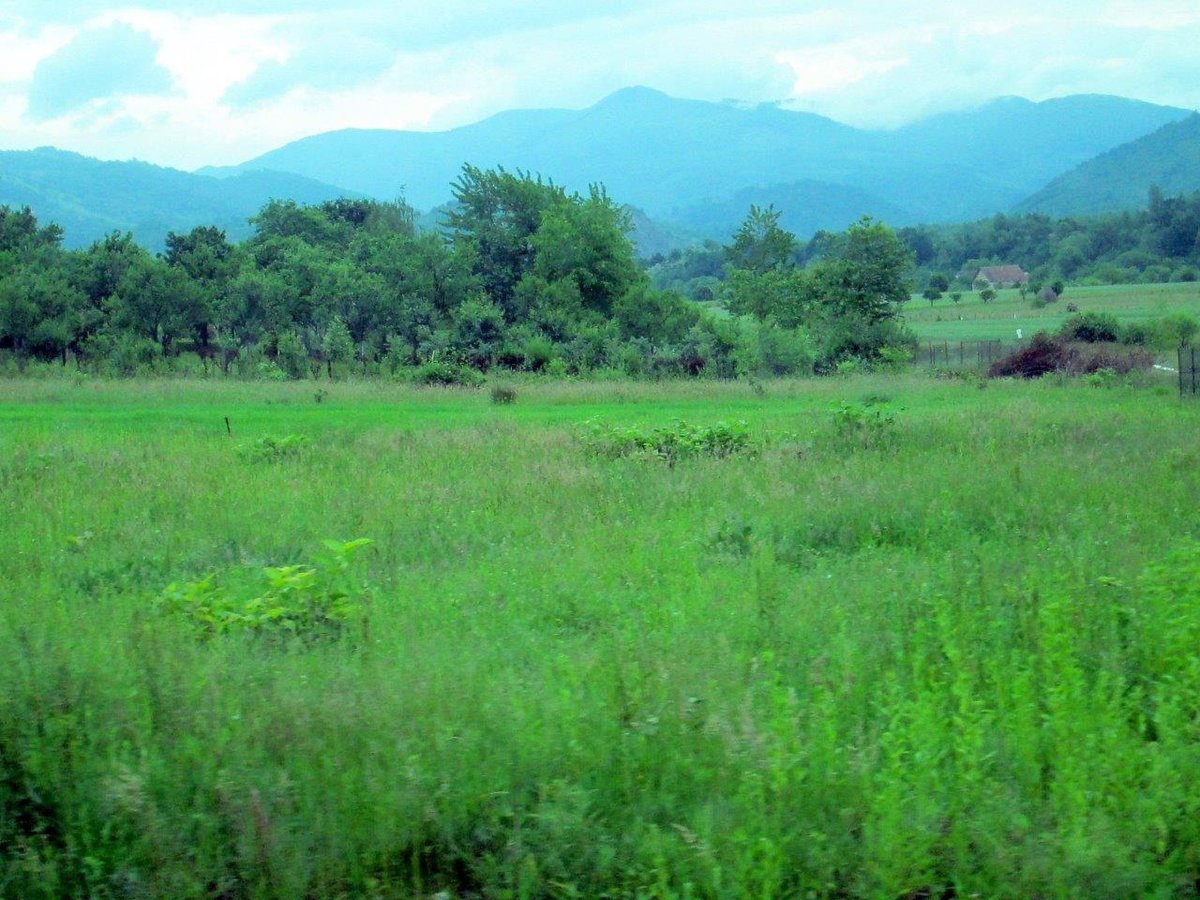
[0,148,355,249]
[1017,113,1200,217]
[1,88,1197,252]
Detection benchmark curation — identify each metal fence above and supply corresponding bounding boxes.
[1179,347,1200,396]
[917,339,1016,369]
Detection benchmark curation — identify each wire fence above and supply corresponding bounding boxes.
[1178,347,1200,396]
[917,340,1019,369]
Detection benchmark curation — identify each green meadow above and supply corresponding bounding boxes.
[3,374,1200,898]
[905,281,1200,343]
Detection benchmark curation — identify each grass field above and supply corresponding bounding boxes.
[904,282,1200,342]
[4,374,1200,897]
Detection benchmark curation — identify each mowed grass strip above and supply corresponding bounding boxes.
[2,375,1200,897]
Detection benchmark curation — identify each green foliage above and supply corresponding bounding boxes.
[1157,312,1199,347]
[723,267,810,326]
[157,539,373,643]
[320,314,355,378]
[726,204,797,275]
[237,434,312,463]
[813,216,914,324]
[1083,367,1119,388]
[900,189,1200,290]
[490,385,517,405]
[583,418,757,463]
[1058,311,1122,343]
[830,401,899,449]
[409,359,486,387]
[275,330,310,379]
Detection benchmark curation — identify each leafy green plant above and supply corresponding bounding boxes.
[1083,367,1118,388]
[156,538,374,644]
[582,419,757,464]
[237,434,312,462]
[408,360,485,387]
[490,386,517,405]
[831,402,899,449]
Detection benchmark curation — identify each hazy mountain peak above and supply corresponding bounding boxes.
[596,85,673,107]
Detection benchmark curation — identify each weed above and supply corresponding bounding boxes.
[156,538,374,644]
[707,516,757,557]
[237,434,312,463]
[1083,367,1118,388]
[408,360,485,387]
[831,402,899,449]
[490,386,517,405]
[582,418,757,463]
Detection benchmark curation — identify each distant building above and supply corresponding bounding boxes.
[974,265,1030,288]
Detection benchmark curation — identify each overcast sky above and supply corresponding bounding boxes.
[2,1,1198,170]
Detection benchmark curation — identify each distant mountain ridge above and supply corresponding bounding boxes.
[206,87,1193,238]
[1,88,1196,251]
[1017,113,1200,216]
[0,148,359,249]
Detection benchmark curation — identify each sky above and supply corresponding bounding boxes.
[1,0,1198,171]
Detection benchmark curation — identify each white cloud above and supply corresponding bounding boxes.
[25,22,174,121]
[0,1,1196,167]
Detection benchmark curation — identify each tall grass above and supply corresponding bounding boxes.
[2,374,1199,897]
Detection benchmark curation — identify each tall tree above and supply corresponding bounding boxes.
[445,165,566,319]
[810,216,913,324]
[726,204,796,275]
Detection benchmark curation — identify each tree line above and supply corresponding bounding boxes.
[652,187,1200,301]
[0,166,914,380]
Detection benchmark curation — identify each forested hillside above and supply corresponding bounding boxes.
[1018,114,1200,217]
[0,148,356,249]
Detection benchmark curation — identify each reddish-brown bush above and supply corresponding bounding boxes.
[988,332,1153,379]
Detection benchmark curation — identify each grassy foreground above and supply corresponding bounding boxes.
[3,374,1200,898]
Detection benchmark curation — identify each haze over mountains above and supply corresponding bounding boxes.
[1,87,1196,251]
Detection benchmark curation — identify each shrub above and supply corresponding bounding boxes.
[873,345,914,371]
[989,333,1152,379]
[237,434,312,462]
[1057,312,1121,343]
[831,402,899,450]
[1156,313,1199,349]
[582,419,757,464]
[988,332,1070,378]
[275,330,310,380]
[1083,367,1118,388]
[156,539,374,644]
[1118,323,1150,346]
[490,386,517,405]
[409,360,485,387]
[1062,344,1153,376]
